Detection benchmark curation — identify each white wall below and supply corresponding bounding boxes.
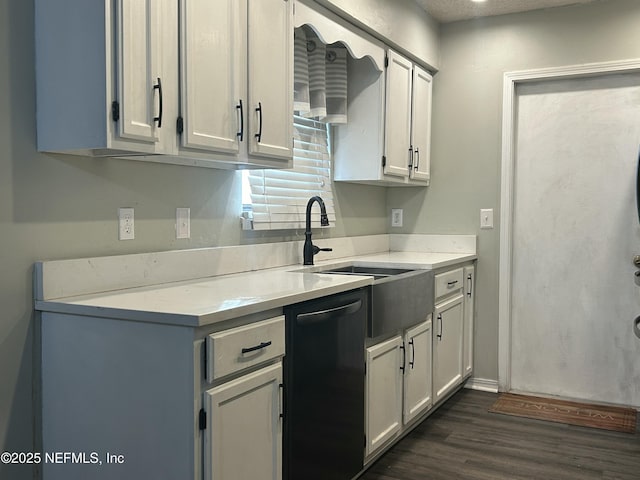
[388,0,640,382]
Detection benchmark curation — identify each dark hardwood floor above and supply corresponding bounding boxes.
[359,389,640,480]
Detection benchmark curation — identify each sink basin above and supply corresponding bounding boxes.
[318,265,434,337]
[318,265,414,279]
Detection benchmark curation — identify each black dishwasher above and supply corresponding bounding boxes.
[283,287,368,480]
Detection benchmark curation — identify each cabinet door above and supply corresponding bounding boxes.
[463,265,475,377]
[403,317,432,424]
[180,0,245,154]
[247,0,293,161]
[409,65,432,183]
[433,294,464,403]
[384,50,412,178]
[366,335,402,457]
[204,363,282,480]
[116,0,164,145]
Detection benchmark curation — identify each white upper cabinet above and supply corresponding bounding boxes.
[178,0,293,168]
[36,0,292,169]
[383,50,433,184]
[247,0,293,161]
[294,0,434,186]
[116,0,164,146]
[409,65,432,183]
[35,0,177,157]
[180,0,245,154]
[384,50,414,178]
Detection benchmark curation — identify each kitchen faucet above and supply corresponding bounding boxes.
[303,196,332,265]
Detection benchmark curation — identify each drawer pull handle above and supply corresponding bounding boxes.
[153,77,163,128]
[241,341,272,354]
[409,338,415,369]
[447,280,458,287]
[255,102,263,142]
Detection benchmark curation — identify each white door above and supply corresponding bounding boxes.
[180,0,245,153]
[403,318,432,424]
[247,0,293,161]
[433,294,464,403]
[511,73,640,406]
[409,65,432,183]
[116,0,163,145]
[384,50,412,178]
[203,363,282,480]
[366,335,402,457]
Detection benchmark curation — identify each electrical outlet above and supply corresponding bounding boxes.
[391,208,403,228]
[176,208,190,239]
[480,208,494,229]
[118,208,135,240]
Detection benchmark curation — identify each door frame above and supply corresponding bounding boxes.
[498,58,640,392]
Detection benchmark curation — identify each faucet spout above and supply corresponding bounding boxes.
[303,196,332,265]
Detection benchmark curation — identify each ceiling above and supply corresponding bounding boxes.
[415,0,602,23]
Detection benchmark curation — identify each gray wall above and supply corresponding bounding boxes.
[388,0,640,382]
[318,0,440,69]
[0,1,387,478]
[5,0,640,478]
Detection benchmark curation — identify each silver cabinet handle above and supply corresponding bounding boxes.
[437,314,443,340]
[447,280,458,287]
[467,274,473,297]
[296,300,362,324]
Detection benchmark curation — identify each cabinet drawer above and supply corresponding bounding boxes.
[434,268,464,301]
[207,316,285,382]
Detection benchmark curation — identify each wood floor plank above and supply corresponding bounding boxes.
[359,389,640,480]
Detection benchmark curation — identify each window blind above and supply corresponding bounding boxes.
[246,116,336,230]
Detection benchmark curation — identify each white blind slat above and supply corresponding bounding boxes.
[246,116,335,230]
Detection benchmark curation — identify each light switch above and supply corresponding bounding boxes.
[480,208,494,229]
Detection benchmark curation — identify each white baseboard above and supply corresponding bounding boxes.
[464,377,499,393]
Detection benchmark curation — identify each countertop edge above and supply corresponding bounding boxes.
[35,252,476,327]
[37,276,373,328]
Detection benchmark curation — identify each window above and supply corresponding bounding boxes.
[242,115,336,230]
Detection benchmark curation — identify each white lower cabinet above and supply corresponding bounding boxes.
[204,362,283,480]
[365,335,403,457]
[403,318,433,424]
[365,317,433,457]
[433,293,464,404]
[463,265,475,377]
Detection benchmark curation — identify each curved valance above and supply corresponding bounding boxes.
[294,0,386,73]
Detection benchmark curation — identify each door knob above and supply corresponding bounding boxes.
[634,315,640,340]
[634,255,640,268]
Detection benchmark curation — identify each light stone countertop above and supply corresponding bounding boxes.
[35,250,476,327]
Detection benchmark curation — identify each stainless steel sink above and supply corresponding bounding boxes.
[318,265,434,337]
[318,265,415,279]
